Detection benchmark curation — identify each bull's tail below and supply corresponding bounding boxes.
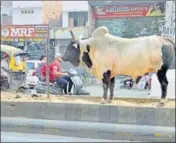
[163,37,175,54]
[162,37,175,69]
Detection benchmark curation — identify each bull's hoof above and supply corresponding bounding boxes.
[100,98,107,104]
[31,94,40,97]
[15,94,21,98]
[107,99,113,103]
[156,102,165,107]
[160,99,167,104]
[156,99,167,107]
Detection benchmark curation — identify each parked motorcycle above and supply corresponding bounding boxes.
[0,75,9,90]
[35,68,90,95]
[68,68,90,95]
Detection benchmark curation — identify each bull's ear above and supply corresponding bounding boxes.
[70,30,76,42]
[86,45,90,53]
[73,42,80,50]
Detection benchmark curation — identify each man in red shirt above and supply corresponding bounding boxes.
[50,53,73,95]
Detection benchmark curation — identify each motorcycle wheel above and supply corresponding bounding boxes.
[0,81,9,91]
[18,87,27,93]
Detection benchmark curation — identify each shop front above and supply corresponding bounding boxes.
[88,1,166,38]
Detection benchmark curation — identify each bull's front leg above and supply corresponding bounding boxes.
[101,70,111,104]
[107,77,115,103]
[101,81,109,104]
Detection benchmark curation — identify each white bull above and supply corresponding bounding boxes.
[62,26,175,105]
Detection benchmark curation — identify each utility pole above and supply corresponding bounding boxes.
[46,37,50,98]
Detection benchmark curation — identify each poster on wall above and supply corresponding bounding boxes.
[93,2,165,19]
[1,25,49,42]
[161,26,175,38]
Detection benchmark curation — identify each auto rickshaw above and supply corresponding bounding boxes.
[1,44,29,91]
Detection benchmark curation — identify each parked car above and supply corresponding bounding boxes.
[26,60,40,76]
[26,60,40,88]
[149,69,175,99]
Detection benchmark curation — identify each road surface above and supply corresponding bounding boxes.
[1,132,138,142]
[86,84,149,98]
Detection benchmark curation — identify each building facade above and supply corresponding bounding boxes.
[1,1,12,25]
[88,1,166,38]
[61,1,88,27]
[11,1,43,25]
[42,1,62,27]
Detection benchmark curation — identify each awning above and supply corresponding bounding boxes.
[1,44,24,56]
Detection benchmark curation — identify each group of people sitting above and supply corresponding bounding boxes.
[36,53,73,95]
[123,73,152,90]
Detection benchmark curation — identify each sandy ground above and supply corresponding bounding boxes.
[1,91,175,108]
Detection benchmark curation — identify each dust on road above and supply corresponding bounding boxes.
[1,91,175,108]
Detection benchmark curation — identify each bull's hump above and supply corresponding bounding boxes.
[91,26,108,37]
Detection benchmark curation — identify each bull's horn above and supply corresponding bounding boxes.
[70,30,76,42]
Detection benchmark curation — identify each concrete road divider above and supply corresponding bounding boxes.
[1,101,175,127]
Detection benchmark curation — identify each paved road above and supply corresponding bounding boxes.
[86,84,149,98]
[1,132,138,142]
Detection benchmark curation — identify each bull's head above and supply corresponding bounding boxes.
[62,30,81,67]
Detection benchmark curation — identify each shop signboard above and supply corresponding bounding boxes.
[1,24,50,98]
[93,2,165,19]
[1,25,49,42]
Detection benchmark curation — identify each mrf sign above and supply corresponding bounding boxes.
[1,25,49,42]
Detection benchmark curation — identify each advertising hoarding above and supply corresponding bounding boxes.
[93,2,165,19]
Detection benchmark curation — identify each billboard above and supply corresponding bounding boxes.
[93,2,165,19]
[1,25,49,42]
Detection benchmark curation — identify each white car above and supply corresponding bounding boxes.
[26,60,40,76]
[150,69,175,99]
[26,60,40,88]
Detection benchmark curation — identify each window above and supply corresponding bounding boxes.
[68,12,88,27]
[2,14,8,16]
[21,9,34,14]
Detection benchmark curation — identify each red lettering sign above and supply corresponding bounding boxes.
[1,25,49,39]
[93,2,165,19]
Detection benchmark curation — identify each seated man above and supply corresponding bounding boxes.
[51,53,73,95]
[42,53,73,95]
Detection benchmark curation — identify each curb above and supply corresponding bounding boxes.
[1,117,175,142]
[1,101,175,127]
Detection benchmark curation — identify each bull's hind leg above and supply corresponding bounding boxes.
[157,64,169,105]
[107,77,115,103]
[101,70,111,104]
[156,41,174,106]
